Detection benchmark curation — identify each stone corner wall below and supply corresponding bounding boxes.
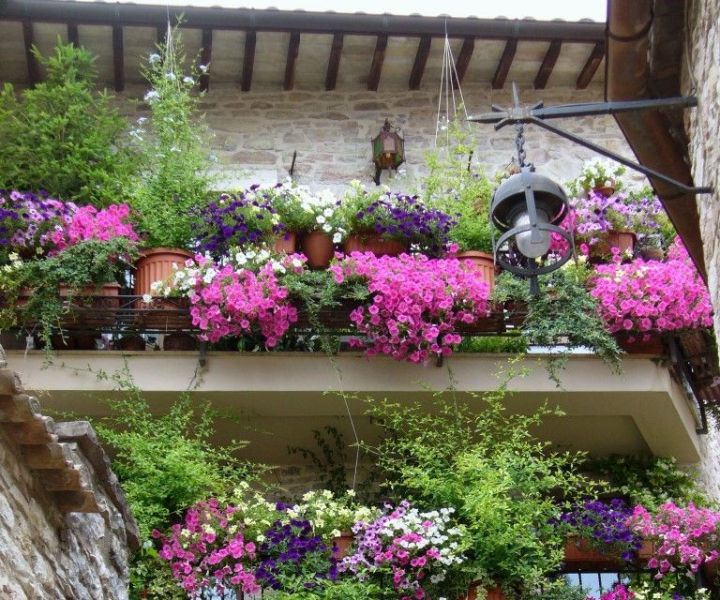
[0,367,135,600]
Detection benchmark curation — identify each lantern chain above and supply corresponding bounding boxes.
[514,121,532,169]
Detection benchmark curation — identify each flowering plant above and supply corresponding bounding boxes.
[569,190,664,240]
[340,182,457,257]
[627,502,720,578]
[554,499,642,560]
[162,252,302,346]
[47,203,138,251]
[340,500,467,599]
[330,253,490,363]
[592,581,710,600]
[194,189,284,257]
[254,518,338,592]
[154,498,261,598]
[567,159,626,197]
[589,239,713,338]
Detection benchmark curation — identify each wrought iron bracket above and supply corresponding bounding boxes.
[667,335,709,435]
[468,84,713,196]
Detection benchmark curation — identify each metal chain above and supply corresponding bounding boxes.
[515,121,527,167]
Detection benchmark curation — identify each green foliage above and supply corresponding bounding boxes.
[521,579,588,600]
[129,545,185,600]
[492,263,622,385]
[421,123,494,252]
[589,455,710,511]
[288,426,352,496]
[265,579,384,599]
[94,374,258,540]
[457,334,528,354]
[566,159,626,198]
[129,25,214,248]
[0,239,137,351]
[0,41,136,206]
[362,372,599,589]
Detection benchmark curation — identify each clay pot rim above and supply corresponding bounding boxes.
[137,247,195,259]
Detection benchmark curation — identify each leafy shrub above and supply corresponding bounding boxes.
[0,42,136,206]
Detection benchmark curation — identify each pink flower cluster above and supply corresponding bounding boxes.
[153,498,260,596]
[627,502,720,577]
[589,239,712,338]
[188,255,299,346]
[330,253,490,363]
[48,203,139,251]
[596,584,635,600]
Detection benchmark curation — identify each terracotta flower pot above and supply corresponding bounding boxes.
[134,248,194,296]
[592,185,616,197]
[162,332,197,351]
[463,582,505,600]
[273,231,298,254]
[564,536,621,567]
[591,230,636,261]
[331,532,354,559]
[301,230,335,268]
[115,335,147,351]
[615,332,665,356]
[343,233,407,257]
[456,251,496,291]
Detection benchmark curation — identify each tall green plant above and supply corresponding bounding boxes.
[362,369,599,592]
[0,41,136,206]
[129,25,214,248]
[421,123,494,252]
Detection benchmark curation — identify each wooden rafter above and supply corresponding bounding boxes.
[199,28,212,92]
[241,30,257,92]
[576,40,605,89]
[534,40,562,89]
[453,36,474,88]
[284,31,300,91]
[22,21,40,86]
[325,32,343,91]
[492,39,517,89]
[367,33,388,91]
[67,23,79,47]
[112,25,124,92]
[409,35,431,90]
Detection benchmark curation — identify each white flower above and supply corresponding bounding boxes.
[316,215,326,224]
[165,72,177,81]
[148,53,161,64]
[323,208,333,218]
[333,232,342,244]
[198,64,208,73]
[144,90,160,103]
[183,76,194,85]
[142,293,153,304]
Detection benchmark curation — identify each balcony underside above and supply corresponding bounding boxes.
[7,351,704,465]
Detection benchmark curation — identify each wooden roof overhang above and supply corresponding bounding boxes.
[0,0,607,92]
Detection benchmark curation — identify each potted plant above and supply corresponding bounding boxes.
[566,159,626,198]
[422,124,496,287]
[330,253,491,363]
[128,25,214,295]
[589,238,713,354]
[288,187,346,269]
[338,182,456,258]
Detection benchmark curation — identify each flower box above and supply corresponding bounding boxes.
[564,536,622,568]
[615,332,665,356]
[343,233,407,257]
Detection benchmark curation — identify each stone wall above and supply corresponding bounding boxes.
[0,367,136,599]
[686,0,720,503]
[118,82,636,192]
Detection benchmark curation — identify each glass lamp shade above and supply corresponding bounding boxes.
[512,209,551,258]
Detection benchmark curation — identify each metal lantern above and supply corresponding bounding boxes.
[490,167,574,280]
[372,119,404,184]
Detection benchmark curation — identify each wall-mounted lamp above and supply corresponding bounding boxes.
[372,119,404,185]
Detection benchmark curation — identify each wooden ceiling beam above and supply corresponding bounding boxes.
[199,28,212,92]
[576,40,605,89]
[453,36,474,88]
[534,40,562,89]
[283,31,300,91]
[491,39,517,89]
[367,33,388,91]
[112,24,124,92]
[241,30,256,92]
[408,35,431,90]
[22,21,41,86]
[67,23,79,47]
[325,32,343,91]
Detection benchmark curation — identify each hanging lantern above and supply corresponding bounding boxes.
[372,119,404,184]
[490,166,574,280]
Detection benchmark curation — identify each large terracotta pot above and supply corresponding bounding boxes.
[456,251,496,291]
[615,332,665,356]
[564,536,621,567]
[463,582,505,600]
[134,248,194,296]
[331,532,354,559]
[301,230,335,268]
[343,233,407,257]
[592,185,616,198]
[591,230,636,261]
[273,232,298,254]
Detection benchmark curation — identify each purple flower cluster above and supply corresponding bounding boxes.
[255,518,338,591]
[353,192,457,257]
[194,187,285,256]
[570,190,663,240]
[0,190,77,258]
[557,499,643,560]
